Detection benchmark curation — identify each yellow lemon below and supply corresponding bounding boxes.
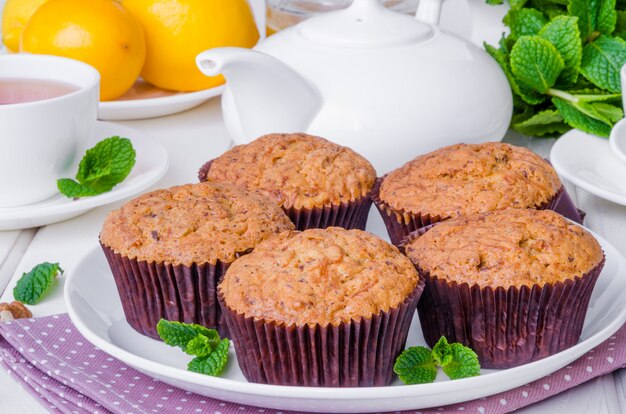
[123,0,259,92]
[21,0,146,101]
[1,0,50,52]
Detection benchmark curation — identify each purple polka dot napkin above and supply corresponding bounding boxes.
[0,314,625,414]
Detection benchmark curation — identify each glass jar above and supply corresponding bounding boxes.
[267,0,419,34]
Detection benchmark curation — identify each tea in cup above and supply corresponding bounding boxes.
[0,54,99,207]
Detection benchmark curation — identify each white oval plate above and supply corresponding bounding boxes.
[65,227,626,413]
[98,82,224,121]
[0,121,168,231]
[551,129,626,206]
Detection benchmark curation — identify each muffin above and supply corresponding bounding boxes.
[198,133,377,231]
[218,227,425,386]
[402,209,604,368]
[372,142,583,245]
[100,181,294,339]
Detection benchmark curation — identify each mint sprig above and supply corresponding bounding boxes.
[486,0,626,137]
[13,262,63,305]
[157,319,229,377]
[57,136,136,198]
[393,336,481,384]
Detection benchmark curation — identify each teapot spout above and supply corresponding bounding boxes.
[197,47,321,140]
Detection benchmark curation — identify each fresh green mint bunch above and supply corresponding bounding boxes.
[485,0,626,137]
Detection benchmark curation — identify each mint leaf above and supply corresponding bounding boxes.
[393,347,438,384]
[592,102,624,121]
[570,88,623,103]
[188,338,230,376]
[512,108,571,136]
[484,42,545,104]
[511,36,565,93]
[539,16,583,87]
[431,336,453,367]
[13,262,63,305]
[615,10,626,40]
[156,319,219,352]
[504,9,548,40]
[553,96,613,136]
[441,343,481,380]
[569,0,617,41]
[510,0,530,9]
[56,179,103,198]
[57,136,136,198]
[185,331,221,357]
[580,35,626,93]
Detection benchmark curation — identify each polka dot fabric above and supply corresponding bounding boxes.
[0,314,624,414]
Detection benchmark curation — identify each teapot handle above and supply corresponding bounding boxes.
[416,0,444,26]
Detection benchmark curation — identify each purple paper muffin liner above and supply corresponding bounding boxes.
[371,175,584,247]
[198,159,372,231]
[101,243,238,340]
[218,279,425,387]
[399,229,605,368]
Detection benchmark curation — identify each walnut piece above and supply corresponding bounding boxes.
[0,301,32,321]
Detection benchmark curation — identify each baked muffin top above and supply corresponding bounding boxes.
[200,133,377,210]
[379,142,561,219]
[403,209,603,288]
[219,227,419,327]
[100,182,294,266]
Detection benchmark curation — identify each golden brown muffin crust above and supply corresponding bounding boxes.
[203,133,377,210]
[219,227,419,327]
[100,182,295,266]
[404,209,603,288]
[379,142,562,219]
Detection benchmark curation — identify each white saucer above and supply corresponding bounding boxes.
[550,129,626,206]
[0,121,168,231]
[98,82,224,121]
[65,227,626,413]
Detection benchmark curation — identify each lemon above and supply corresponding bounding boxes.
[21,0,146,101]
[1,0,49,52]
[123,0,259,92]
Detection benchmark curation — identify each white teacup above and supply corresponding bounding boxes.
[608,64,626,164]
[0,54,100,207]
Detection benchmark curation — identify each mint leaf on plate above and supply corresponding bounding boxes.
[185,331,221,357]
[187,338,230,376]
[157,319,219,352]
[57,136,136,199]
[13,262,63,305]
[441,343,481,380]
[580,35,626,93]
[394,346,438,385]
[511,36,565,93]
[539,16,583,88]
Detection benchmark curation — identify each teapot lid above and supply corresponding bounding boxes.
[297,0,433,48]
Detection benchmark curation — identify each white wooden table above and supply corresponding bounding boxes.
[0,98,625,413]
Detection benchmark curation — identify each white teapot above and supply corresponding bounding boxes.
[196,0,512,173]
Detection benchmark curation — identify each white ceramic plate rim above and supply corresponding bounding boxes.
[0,121,168,220]
[609,118,626,164]
[98,85,224,111]
[65,228,626,405]
[551,129,626,206]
